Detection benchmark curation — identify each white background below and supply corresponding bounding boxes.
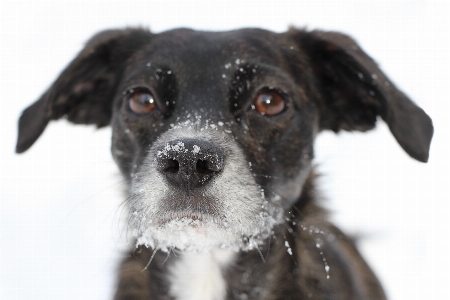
[0,1,448,299]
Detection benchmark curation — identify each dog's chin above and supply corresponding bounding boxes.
[132,214,277,253]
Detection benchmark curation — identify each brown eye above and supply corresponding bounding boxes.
[129,91,156,114]
[253,90,286,116]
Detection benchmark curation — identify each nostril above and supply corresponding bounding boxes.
[165,159,179,173]
[196,159,214,174]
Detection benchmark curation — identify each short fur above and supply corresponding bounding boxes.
[17,27,433,300]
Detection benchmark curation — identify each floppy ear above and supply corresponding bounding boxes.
[16,28,152,153]
[288,29,433,162]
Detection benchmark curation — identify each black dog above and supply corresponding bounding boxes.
[16,27,433,300]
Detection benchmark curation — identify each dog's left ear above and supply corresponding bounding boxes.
[16,28,152,153]
[288,29,433,162]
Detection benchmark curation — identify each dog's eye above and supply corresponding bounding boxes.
[252,90,286,116]
[129,91,156,114]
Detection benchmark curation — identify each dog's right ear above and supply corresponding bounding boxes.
[16,28,152,153]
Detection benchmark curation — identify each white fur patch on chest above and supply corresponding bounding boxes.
[169,249,235,300]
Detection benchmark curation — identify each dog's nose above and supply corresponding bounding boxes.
[156,139,225,189]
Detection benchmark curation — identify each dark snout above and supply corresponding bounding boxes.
[156,139,225,190]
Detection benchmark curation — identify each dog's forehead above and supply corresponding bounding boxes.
[148,28,283,63]
[130,28,288,85]
[126,28,289,113]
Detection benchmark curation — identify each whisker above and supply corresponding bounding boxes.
[162,248,172,265]
[113,195,136,246]
[127,204,150,242]
[255,245,266,264]
[142,248,158,271]
[265,234,272,259]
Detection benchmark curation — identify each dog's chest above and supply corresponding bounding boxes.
[168,249,235,300]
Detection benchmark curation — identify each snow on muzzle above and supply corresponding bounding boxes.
[128,127,284,253]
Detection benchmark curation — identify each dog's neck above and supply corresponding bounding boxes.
[168,249,236,300]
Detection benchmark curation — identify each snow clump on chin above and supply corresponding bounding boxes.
[131,206,283,254]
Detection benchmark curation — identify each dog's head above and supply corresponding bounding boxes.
[16,28,433,252]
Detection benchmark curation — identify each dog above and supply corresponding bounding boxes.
[16,27,433,300]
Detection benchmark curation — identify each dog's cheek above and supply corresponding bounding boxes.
[111,118,137,180]
[270,113,317,204]
[112,106,171,180]
[244,114,286,172]
[270,142,313,206]
[111,113,152,180]
[277,113,315,171]
[245,108,316,206]
[245,111,312,165]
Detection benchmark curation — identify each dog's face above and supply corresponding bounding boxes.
[16,28,433,253]
[111,29,317,251]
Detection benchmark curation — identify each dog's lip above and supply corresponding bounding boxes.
[159,193,221,216]
[153,211,216,227]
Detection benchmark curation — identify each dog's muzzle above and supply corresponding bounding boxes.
[130,129,284,252]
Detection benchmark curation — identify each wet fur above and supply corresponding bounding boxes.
[16,27,433,300]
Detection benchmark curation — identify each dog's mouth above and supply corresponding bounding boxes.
[132,210,243,253]
[158,193,222,218]
[152,211,214,228]
[129,190,285,253]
